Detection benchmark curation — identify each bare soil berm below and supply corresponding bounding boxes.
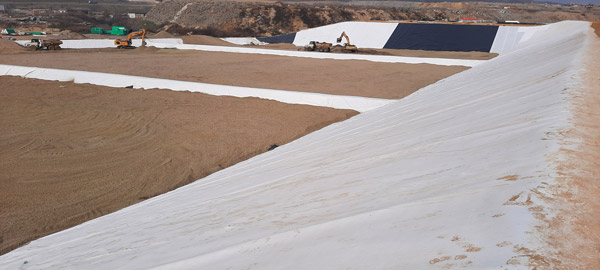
[0,48,469,99]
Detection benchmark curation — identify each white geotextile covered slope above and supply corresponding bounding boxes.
[0,21,591,269]
[293,21,398,48]
[490,25,551,54]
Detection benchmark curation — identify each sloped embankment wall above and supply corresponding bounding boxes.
[259,21,548,54]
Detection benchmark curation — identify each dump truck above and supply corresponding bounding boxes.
[304,41,332,52]
[24,39,62,50]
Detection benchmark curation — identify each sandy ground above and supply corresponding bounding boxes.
[0,76,358,255]
[0,46,468,99]
[0,38,26,52]
[182,34,498,60]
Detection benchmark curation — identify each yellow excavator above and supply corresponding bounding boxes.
[336,31,358,53]
[114,29,146,49]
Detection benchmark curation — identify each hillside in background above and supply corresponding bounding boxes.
[145,0,600,37]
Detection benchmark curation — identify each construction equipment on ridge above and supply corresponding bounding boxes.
[114,29,146,49]
[336,32,358,53]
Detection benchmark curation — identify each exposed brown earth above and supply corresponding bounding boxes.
[179,34,497,60]
[0,38,25,52]
[548,25,600,269]
[0,76,358,255]
[522,24,600,269]
[0,48,469,99]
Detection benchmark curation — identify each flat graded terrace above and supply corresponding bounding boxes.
[0,76,357,255]
[0,46,470,99]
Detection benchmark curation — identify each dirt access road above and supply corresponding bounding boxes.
[0,45,469,100]
[0,76,357,255]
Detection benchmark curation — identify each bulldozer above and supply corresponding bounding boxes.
[336,31,358,53]
[114,29,146,49]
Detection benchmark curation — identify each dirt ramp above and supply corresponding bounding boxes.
[182,35,241,46]
[0,38,25,52]
[150,30,175,39]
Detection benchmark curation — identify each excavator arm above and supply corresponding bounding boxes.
[335,31,358,53]
[126,29,146,42]
[336,31,351,45]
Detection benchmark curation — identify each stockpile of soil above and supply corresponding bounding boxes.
[0,38,25,52]
[0,76,358,255]
[593,22,600,38]
[53,31,86,40]
[182,35,241,46]
[150,30,176,39]
[0,49,468,99]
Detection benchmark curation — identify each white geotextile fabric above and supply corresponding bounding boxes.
[0,21,592,269]
[0,64,394,112]
[292,21,399,49]
[221,37,267,46]
[489,24,551,54]
[15,38,183,49]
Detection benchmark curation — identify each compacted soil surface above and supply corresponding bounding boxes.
[181,34,498,60]
[0,76,358,254]
[0,46,469,99]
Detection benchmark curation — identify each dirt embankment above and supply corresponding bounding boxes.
[0,38,25,52]
[0,76,358,255]
[144,0,455,37]
[0,48,468,99]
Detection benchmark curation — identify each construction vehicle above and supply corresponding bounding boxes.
[336,32,358,53]
[24,39,62,50]
[114,29,146,49]
[304,41,332,52]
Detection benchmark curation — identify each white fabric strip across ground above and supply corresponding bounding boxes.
[0,64,395,112]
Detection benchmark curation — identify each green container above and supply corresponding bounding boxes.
[110,26,128,35]
[91,27,104,34]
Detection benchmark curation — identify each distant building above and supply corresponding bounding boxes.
[127,12,145,19]
[1,29,16,35]
[459,18,486,23]
[0,5,6,12]
[33,9,50,16]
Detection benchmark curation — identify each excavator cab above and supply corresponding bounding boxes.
[336,31,358,53]
[115,29,146,49]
